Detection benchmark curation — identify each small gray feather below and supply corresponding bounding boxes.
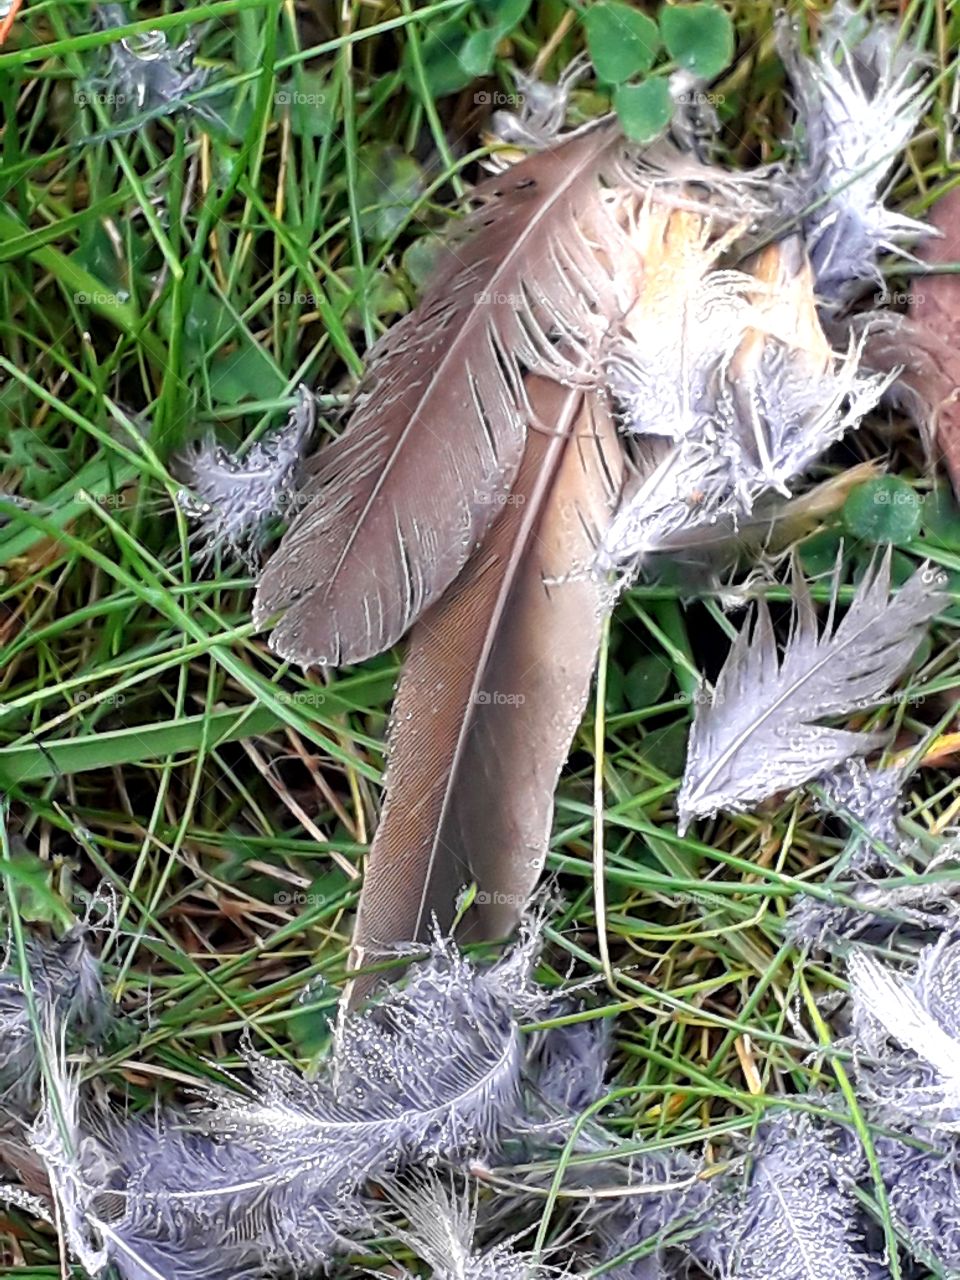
[677,554,945,831]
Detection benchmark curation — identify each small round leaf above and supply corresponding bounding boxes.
[659,3,734,80]
[624,655,671,708]
[640,721,688,777]
[585,2,660,83]
[798,529,842,577]
[604,660,627,715]
[403,17,474,98]
[614,78,674,142]
[842,475,922,546]
[477,0,533,36]
[458,27,497,78]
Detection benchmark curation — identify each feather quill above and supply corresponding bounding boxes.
[677,554,945,831]
[630,462,882,584]
[254,123,641,667]
[348,376,623,982]
[11,1029,111,1278]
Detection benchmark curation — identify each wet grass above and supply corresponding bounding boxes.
[0,0,959,1275]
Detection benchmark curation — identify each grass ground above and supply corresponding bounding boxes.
[1,0,960,1275]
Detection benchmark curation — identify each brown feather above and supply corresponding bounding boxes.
[346,375,624,992]
[853,190,960,496]
[253,123,633,668]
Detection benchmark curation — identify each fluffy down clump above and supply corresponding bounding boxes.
[848,934,960,1131]
[175,390,315,568]
[779,0,930,302]
[691,1111,882,1280]
[86,4,212,127]
[0,927,108,1113]
[597,231,891,570]
[0,927,552,1280]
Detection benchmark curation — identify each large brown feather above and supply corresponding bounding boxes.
[347,375,623,991]
[254,123,632,668]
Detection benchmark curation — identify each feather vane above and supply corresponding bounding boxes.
[1,930,546,1280]
[589,1150,709,1280]
[380,1176,548,1280]
[254,128,779,667]
[850,937,960,1130]
[699,1113,878,1280]
[201,929,541,1168]
[254,124,641,667]
[677,554,944,830]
